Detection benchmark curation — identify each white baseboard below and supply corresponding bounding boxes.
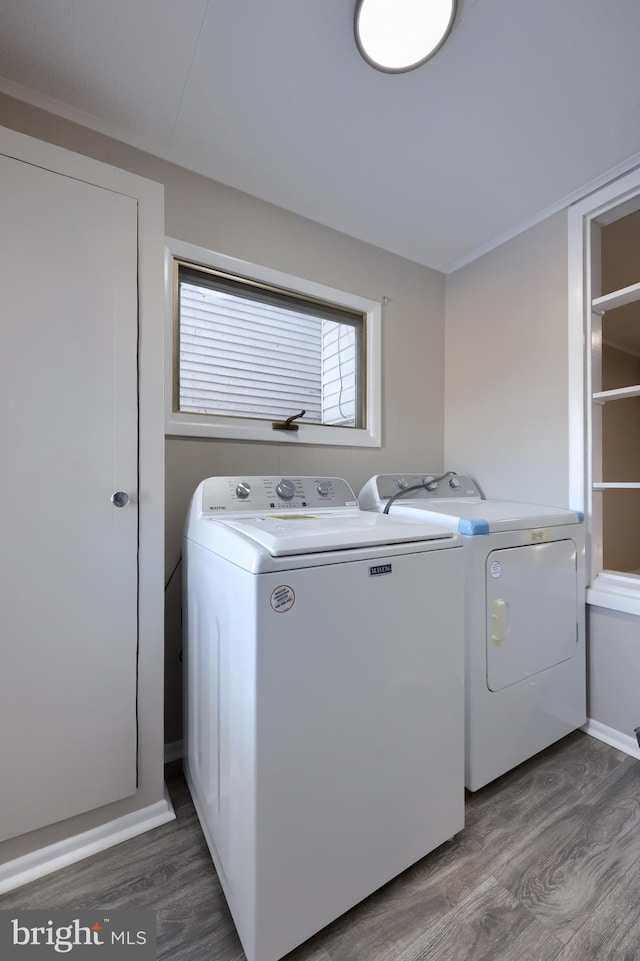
[582,718,640,761]
[164,740,183,763]
[0,786,176,896]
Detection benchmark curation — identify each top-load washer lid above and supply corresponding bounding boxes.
[217,510,457,556]
[185,475,461,560]
[357,473,584,534]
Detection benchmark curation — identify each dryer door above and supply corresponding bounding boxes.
[485,540,577,692]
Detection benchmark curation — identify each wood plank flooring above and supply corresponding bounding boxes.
[1,732,639,961]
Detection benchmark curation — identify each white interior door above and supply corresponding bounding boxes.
[0,154,139,842]
[485,540,578,692]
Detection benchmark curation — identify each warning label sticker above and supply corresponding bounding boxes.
[270,585,295,613]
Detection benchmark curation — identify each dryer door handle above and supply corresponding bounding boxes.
[491,599,506,645]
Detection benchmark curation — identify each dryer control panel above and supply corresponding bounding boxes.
[358,472,481,508]
[201,476,359,514]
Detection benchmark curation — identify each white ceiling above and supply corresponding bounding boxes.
[1,0,640,272]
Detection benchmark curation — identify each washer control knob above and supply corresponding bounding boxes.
[396,478,408,489]
[276,478,296,500]
[235,482,251,499]
[317,482,331,497]
[449,476,461,489]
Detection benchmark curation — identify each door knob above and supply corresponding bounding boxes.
[111,491,130,508]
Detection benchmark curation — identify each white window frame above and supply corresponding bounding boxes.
[568,166,640,614]
[165,237,381,447]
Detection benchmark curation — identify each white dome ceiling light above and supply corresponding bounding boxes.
[354,0,457,73]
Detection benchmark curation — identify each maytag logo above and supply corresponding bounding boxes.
[0,910,155,958]
[369,563,392,577]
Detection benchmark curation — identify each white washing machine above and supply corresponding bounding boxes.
[183,476,465,961]
[358,472,586,792]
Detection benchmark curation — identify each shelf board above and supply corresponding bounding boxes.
[592,281,640,314]
[592,384,640,402]
[593,482,640,490]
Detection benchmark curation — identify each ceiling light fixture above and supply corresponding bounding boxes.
[354,0,457,73]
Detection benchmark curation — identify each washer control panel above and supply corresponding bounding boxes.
[365,473,481,502]
[201,476,358,513]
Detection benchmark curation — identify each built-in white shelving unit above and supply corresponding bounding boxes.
[591,281,640,493]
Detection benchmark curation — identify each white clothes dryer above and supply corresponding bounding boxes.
[358,472,586,792]
[183,476,465,961]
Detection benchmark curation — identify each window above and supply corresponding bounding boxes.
[569,168,640,612]
[177,264,362,426]
[165,238,381,447]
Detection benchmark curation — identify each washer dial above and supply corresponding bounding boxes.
[276,478,296,500]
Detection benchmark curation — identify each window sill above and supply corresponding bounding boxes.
[166,412,381,448]
[587,571,640,616]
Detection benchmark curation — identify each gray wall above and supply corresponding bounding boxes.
[445,211,570,507]
[0,93,447,744]
[588,606,640,736]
